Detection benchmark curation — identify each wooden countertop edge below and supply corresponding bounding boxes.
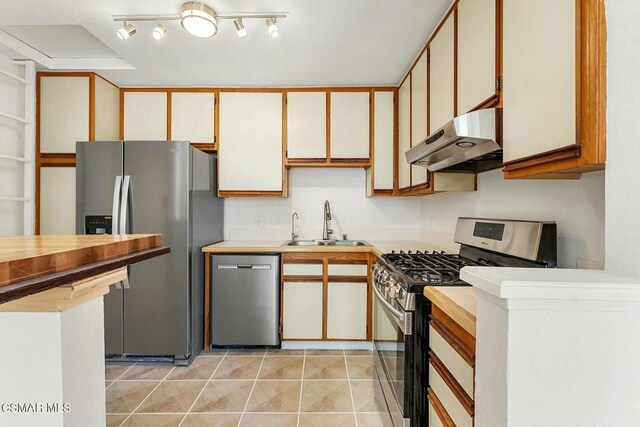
[0,235,162,287]
[424,287,476,337]
[0,246,170,305]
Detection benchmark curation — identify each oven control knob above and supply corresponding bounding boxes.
[388,286,398,298]
[396,288,405,299]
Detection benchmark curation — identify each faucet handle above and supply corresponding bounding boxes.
[342,234,348,240]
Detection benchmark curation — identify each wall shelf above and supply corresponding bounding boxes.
[0,153,29,163]
[0,68,29,85]
[0,111,30,124]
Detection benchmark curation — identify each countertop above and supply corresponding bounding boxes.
[202,239,452,258]
[0,235,163,287]
[424,286,477,337]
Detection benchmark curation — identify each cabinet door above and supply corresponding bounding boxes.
[330,92,370,159]
[283,281,323,339]
[429,14,455,133]
[170,92,215,143]
[123,92,167,140]
[94,76,120,141]
[40,167,75,234]
[327,282,367,340]
[372,91,394,191]
[398,79,411,189]
[503,0,576,163]
[286,91,327,159]
[40,76,89,153]
[457,0,497,114]
[411,52,429,187]
[218,92,283,192]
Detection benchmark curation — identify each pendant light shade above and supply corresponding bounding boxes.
[180,2,218,38]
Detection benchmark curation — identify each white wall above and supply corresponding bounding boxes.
[419,169,605,269]
[605,0,640,278]
[225,168,422,241]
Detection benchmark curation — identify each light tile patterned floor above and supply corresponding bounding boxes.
[106,349,393,427]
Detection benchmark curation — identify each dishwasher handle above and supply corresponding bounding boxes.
[218,264,272,270]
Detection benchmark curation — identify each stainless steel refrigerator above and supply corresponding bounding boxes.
[76,140,223,365]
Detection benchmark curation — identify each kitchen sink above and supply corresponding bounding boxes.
[283,240,325,246]
[327,240,370,247]
[282,240,371,247]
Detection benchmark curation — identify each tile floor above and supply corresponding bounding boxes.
[106,349,393,427]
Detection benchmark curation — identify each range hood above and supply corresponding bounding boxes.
[405,108,502,172]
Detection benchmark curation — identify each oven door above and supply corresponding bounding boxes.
[373,285,413,426]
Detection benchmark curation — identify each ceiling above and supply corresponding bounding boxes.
[0,0,451,87]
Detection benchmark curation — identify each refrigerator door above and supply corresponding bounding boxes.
[76,141,125,355]
[123,141,190,357]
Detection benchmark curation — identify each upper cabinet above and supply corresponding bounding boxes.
[123,91,167,140]
[457,0,498,114]
[286,91,327,160]
[329,91,370,159]
[368,90,395,194]
[429,13,455,133]
[502,0,606,178]
[170,91,215,145]
[94,76,120,141]
[411,53,429,188]
[218,91,284,195]
[398,79,411,190]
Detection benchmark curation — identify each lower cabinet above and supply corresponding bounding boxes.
[281,253,370,341]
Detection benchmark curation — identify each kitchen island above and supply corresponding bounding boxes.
[0,235,168,427]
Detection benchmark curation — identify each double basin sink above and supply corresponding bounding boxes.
[282,240,371,247]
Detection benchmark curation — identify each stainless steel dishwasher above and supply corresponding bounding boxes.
[210,254,281,347]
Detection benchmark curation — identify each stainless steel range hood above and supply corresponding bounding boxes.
[405,108,501,172]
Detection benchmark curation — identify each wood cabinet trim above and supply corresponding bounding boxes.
[429,351,475,416]
[503,144,581,171]
[432,305,476,354]
[430,317,475,366]
[428,388,456,427]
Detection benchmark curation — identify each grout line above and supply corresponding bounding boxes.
[237,351,268,426]
[179,350,229,426]
[344,350,359,427]
[119,364,176,427]
[296,349,307,427]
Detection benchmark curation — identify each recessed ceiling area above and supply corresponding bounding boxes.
[0,0,452,87]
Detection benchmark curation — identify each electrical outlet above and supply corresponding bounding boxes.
[255,217,266,228]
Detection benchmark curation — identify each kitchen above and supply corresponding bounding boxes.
[0,0,638,426]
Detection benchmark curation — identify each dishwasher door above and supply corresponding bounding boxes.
[210,254,281,347]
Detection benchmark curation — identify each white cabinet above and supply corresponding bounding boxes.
[411,52,429,187]
[123,92,167,140]
[94,76,120,141]
[429,14,455,132]
[503,0,576,163]
[218,92,283,192]
[398,79,411,189]
[40,167,75,234]
[170,92,215,143]
[40,76,89,152]
[282,281,323,339]
[286,91,327,159]
[457,0,497,114]
[327,282,367,340]
[371,91,394,191]
[329,92,370,159]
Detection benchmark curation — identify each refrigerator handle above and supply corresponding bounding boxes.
[111,176,122,234]
[119,175,131,234]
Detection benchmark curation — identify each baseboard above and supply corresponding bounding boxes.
[281,341,374,350]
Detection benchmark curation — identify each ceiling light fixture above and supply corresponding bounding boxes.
[152,20,166,40]
[180,1,218,38]
[116,21,136,40]
[234,19,247,38]
[265,17,279,38]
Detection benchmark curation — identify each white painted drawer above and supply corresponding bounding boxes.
[430,324,474,397]
[428,400,445,427]
[327,264,368,276]
[282,263,322,276]
[429,364,473,427]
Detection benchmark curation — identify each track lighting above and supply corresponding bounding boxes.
[152,20,166,39]
[116,22,136,40]
[265,17,279,38]
[234,19,247,38]
[180,2,218,38]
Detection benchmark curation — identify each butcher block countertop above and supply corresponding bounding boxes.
[424,286,477,337]
[0,235,167,304]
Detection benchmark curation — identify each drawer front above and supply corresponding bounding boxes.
[327,264,368,277]
[429,364,473,427]
[430,324,474,397]
[282,263,323,276]
[428,401,445,427]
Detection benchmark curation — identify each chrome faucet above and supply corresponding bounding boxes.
[322,200,334,240]
[291,212,299,241]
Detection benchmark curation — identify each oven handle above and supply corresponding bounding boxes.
[373,284,412,336]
